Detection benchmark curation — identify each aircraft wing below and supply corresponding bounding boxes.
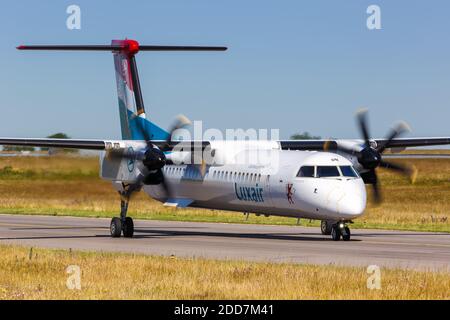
[0,138,106,150]
[0,138,211,152]
[279,140,332,150]
[373,137,450,148]
[1,136,448,152]
[278,137,450,151]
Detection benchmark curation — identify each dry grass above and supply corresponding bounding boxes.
[0,154,448,232]
[0,244,448,300]
[360,158,450,232]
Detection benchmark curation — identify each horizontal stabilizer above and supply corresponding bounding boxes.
[17,43,227,53]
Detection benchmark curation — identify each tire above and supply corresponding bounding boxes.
[122,217,134,238]
[331,225,341,241]
[110,217,122,238]
[321,220,333,235]
[342,227,351,241]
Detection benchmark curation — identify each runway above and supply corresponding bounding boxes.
[0,214,449,271]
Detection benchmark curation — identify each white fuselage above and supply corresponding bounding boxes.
[134,141,368,222]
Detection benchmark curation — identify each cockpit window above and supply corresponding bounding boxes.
[297,166,315,177]
[340,166,359,178]
[316,166,340,178]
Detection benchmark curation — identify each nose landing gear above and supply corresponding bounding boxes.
[320,220,333,235]
[330,222,351,241]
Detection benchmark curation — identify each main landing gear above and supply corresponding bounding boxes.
[321,220,351,241]
[110,186,137,238]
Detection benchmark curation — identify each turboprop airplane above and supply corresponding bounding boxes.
[1,39,449,241]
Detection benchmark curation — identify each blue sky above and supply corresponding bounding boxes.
[0,1,449,141]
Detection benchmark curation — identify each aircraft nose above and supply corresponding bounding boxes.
[339,180,367,217]
[325,179,366,217]
[339,195,366,216]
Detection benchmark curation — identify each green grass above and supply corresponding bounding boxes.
[0,165,97,180]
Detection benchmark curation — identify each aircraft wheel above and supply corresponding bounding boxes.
[122,217,134,238]
[320,220,333,235]
[342,227,351,241]
[110,217,122,238]
[331,225,341,241]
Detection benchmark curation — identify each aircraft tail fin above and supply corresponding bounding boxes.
[111,39,168,140]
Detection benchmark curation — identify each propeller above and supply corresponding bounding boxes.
[333,109,416,204]
[118,114,192,199]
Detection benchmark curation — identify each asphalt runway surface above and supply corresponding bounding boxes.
[0,214,449,271]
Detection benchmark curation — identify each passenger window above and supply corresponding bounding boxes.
[317,166,340,178]
[340,166,359,178]
[297,166,315,178]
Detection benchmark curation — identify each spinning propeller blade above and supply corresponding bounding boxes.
[335,109,417,204]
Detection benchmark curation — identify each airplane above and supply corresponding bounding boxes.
[1,39,449,241]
